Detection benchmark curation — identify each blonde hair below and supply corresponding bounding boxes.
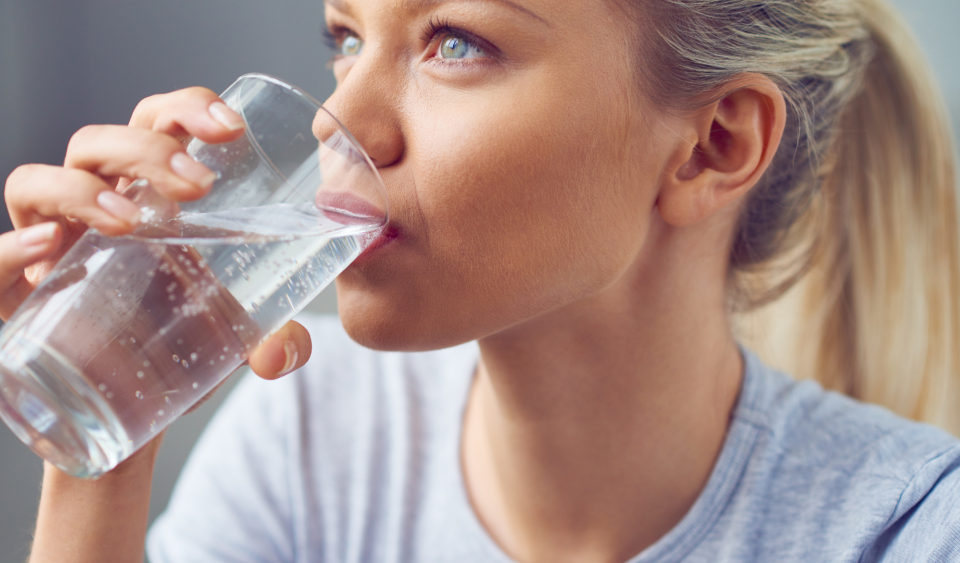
[633,0,960,432]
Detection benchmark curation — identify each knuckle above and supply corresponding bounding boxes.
[179,86,218,102]
[131,93,165,123]
[66,125,104,154]
[131,87,217,129]
[5,164,50,201]
[6,163,39,188]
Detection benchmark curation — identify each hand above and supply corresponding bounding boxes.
[3,86,312,381]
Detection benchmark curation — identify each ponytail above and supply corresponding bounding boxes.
[631,0,960,432]
[738,0,960,433]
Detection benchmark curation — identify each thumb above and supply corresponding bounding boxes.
[247,320,312,380]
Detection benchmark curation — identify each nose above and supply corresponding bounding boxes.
[315,65,405,169]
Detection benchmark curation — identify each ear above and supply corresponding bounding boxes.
[657,74,786,227]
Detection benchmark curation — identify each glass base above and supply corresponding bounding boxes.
[0,333,129,478]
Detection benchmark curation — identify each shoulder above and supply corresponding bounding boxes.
[743,352,958,485]
[720,350,960,561]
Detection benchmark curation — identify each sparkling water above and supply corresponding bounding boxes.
[0,207,380,477]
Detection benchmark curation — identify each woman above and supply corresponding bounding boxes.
[7,0,960,560]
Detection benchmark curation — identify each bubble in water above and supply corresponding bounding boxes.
[106,392,114,399]
[223,346,229,352]
[159,327,168,335]
[231,325,237,331]
[130,337,136,344]
[137,371,145,379]
[147,270,155,278]
[192,382,199,389]
[158,410,165,416]
[190,352,199,362]
[220,355,226,361]
[182,360,189,368]
[234,353,240,359]
[136,391,144,399]
[168,294,176,301]
[144,360,151,367]
[98,384,107,391]
[239,325,244,331]
[178,339,184,345]
[209,360,215,365]
[172,354,180,363]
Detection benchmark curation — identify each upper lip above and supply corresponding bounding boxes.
[315,190,388,226]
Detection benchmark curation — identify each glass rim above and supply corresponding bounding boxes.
[233,73,389,224]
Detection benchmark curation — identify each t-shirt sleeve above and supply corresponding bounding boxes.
[870,446,960,562]
[147,371,297,563]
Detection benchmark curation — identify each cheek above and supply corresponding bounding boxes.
[410,93,652,309]
[338,58,659,351]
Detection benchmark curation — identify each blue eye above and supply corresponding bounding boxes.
[341,35,363,57]
[439,34,484,60]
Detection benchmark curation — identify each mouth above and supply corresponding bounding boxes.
[354,224,399,262]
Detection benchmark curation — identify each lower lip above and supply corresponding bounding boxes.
[353,226,398,263]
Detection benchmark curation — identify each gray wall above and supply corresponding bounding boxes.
[1,1,958,561]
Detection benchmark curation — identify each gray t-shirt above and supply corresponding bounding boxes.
[148,315,960,562]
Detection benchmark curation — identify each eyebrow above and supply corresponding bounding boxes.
[325,0,549,27]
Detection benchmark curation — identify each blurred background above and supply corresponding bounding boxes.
[0,0,958,561]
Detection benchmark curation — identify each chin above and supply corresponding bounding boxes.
[336,290,475,353]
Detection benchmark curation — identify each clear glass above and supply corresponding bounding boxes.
[0,74,388,478]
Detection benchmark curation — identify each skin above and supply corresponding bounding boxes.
[6,0,786,561]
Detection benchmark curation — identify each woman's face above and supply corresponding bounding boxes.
[323,0,672,350]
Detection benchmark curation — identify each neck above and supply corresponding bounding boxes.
[463,217,743,563]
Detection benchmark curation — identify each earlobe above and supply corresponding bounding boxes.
[657,74,786,228]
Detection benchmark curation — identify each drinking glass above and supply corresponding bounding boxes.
[0,74,388,478]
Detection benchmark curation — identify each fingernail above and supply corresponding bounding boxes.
[18,222,57,246]
[209,101,245,131]
[96,191,142,225]
[280,339,299,376]
[170,153,217,189]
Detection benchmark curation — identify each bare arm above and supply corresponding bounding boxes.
[30,439,161,563]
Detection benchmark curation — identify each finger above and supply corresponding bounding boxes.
[130,86,246,144]
[6,164,142,236]
[0,223,62,320]
[64,125,217,202]
[247,321,312,380]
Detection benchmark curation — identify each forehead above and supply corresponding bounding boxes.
[328,0,547,20]
[323,0,622,28]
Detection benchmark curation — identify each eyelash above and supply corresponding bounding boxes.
[421,16,495,61]
[322,17,496,66]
